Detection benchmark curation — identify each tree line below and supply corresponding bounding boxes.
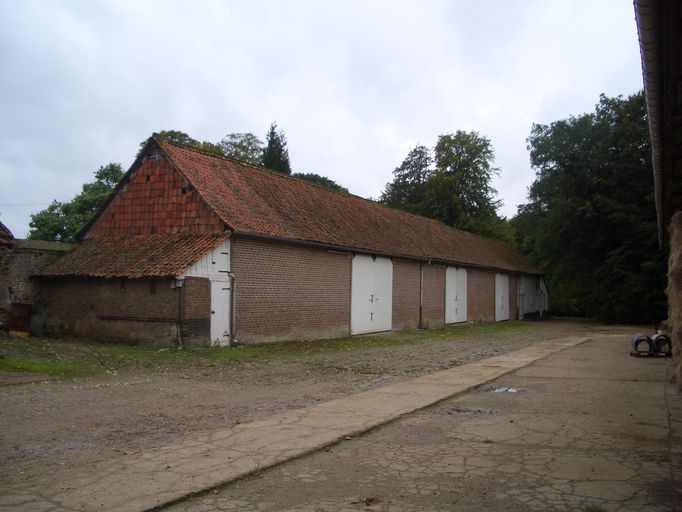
[26,93,667,323]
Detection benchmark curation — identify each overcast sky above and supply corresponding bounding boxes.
[0,0,644,238]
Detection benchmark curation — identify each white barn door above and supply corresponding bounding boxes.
[445,267,467,323]
[351,254,393,335]
[210,279,230,344]
[495,272,509,321]
[184,241,231,346]
[208,245,231,345]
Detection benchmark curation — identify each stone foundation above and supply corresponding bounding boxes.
[669,211,682,391]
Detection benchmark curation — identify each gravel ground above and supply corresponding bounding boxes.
[0,320,623,490]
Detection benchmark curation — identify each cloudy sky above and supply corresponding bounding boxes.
[0,0,644,238]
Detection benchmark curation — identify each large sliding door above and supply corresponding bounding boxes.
[495,272,509,321]
[351,254,393,334]
[445,267,467,323]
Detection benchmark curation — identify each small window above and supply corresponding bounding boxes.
[150,280,156,295]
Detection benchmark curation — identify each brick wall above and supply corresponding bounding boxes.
[180,277,211,345]
[86,155,224,237]
[35,276,211,346]
[232,237,351,343]
[392,258,421,329]
[0,242,70,327]
[421,264,445,328]
[467,268,495,323]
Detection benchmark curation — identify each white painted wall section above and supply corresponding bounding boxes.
[445,267,467,323]
[518,275,549,318]
[351,254,393,335]
[495,272,509,321]
[183,239,231,346]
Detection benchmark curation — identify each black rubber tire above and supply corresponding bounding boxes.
[656,339,672,356]
[634,337,653,354]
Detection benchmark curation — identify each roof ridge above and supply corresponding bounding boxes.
[156,138,382,203]
[155,139,504,244]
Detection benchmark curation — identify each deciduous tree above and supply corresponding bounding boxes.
[219,132,264,165]
[28,163,124,242]
[380,132,512,243]
[512,92,666,323]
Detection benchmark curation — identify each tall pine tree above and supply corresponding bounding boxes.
[262,122,291,175]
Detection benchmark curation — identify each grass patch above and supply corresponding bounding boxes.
[420,320,531,339]
[581,505,607,512]
[0,320,536,380]
[0,356,102,378]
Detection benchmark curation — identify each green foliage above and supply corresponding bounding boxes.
[581,505,607,512]
[143,130,223,156]
[262,122,292,175]
[292,172,349,193]
[219,132,264,165]
[28,163,124,242]
[0,321,536,380]
[381,145,431,215]
[512,92,667,323]
[380,132,513,243]
[0,356,102,378]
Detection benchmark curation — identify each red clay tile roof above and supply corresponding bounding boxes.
[38,233,228,278]
[158,141,539,274]
[0,220,15,248]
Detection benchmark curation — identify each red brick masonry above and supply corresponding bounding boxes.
[231,237,352,344]
[35,276,210,346]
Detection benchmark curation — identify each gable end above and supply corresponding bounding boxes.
[84,141,227,238]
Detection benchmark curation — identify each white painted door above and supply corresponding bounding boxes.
[445,267,467,323]
[183,240,231,346]
[495,272,509,321]
[210,279,230,346]
[351,254,393,334]
[209,245,231,346]
[455,267,467,322]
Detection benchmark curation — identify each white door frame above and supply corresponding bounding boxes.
[182,240,231,346]
[495,272,509,321]
[350,254,393,335]
[445,267,467,323]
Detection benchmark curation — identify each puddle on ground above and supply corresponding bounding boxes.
[438,405,498,415]
[475,384,532,394]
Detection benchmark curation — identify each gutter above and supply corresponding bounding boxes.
[232,230,542,276]
[634,0,665,245]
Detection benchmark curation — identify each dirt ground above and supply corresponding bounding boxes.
[0,320,623,492]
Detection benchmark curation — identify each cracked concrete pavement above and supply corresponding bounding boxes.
[0,336,593,511]
[2,332,679,511]
[168,334,681,512]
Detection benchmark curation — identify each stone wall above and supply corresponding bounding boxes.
[669,211,682,391]
[0,240,71,328]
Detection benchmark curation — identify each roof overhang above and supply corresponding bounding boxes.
[634,0,681,246]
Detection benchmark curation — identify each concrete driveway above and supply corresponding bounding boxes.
[169,334,681,512]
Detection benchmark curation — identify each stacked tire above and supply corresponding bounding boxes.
[630,332,672,357]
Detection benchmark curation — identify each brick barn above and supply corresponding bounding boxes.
[35,138,548,346]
